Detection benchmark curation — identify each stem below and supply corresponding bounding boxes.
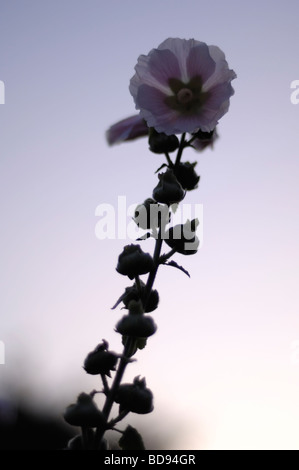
[186,134,197,146]
[94,138,187,449]
[174,133,186,168]
[164,152,173,168]
[101,373,109,396]
[94,337,136,449]
[81,426,90,449]
[135,275,142,296]
[143,224,163,310]
[108,410,129,428]
[159,247,177,264]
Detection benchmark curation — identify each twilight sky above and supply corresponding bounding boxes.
[0,0,299,450]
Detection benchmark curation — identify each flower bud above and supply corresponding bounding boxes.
[123,282,159,313]
[83,340,118,376]
[115,377,153,414]
[112,281,159,313]
[119,425,145,450]
[134,198,169,230]
[165,218,199,255]
[152,169,185,205]
[64,393,105,427]
[173,162,200,191]
[148,128,179,154]
[116,312,157,338]
[192,128,218,151]
[116,244,154,280]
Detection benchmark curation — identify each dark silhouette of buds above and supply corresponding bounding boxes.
[165,218,199,255]
[115,300,157,338]
[66,430,106,450]
[112,281,159,313]
[191,128,218,151]
[148,128,179,154]
[153,169,185,205]
[134,198,169,230]
[119,425,145,450]
[64,393,105,427]
[173,161,200,190]
[83,340,118,376]
[116,244,154,280]
[115,376,153,414]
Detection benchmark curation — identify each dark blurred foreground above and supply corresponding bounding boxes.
[0,398,172,450]
[0,398,75,450]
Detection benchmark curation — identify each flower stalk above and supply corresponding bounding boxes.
[63,37,236,451]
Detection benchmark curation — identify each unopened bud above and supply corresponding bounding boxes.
[152,170,185,205]
[148,128,179,154]
[64,393,105,427]
[116,244,154,280]
[173,162,200,190]
[134,198,169,230]
[165,218,199,255]
[116,312,157,338]
[83,341,118,376]
[115,376,153,414]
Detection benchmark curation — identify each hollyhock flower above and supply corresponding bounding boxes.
[129,38,236,135]
[106,114,148,145]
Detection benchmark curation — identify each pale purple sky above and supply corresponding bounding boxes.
[0,0,299,449]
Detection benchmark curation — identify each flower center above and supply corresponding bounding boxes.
[177,88,194,105]
[165,76,210,115]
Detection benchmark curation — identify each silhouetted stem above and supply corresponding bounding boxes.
[165,152,173,167]
[174,133,186,168]
[143,225,163,310]
[94,337,136,449]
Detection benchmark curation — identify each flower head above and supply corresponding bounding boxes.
[129,38,236,135]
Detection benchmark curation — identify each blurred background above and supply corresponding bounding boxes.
[0,0,299,450]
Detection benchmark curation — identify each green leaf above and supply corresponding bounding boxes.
[119,425,145,450]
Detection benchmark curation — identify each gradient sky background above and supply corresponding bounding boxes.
[1,0,299,450]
